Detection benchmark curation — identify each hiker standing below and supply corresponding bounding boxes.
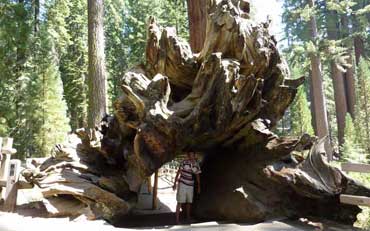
[172,152,201,224]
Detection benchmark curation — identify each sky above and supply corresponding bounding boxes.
[251,0,285,43]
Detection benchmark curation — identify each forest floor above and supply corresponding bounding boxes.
[0,175,363,231]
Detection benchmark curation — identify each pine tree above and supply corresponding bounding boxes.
[24,13,71,157]
[291,86,314,136]
[105,0,126,104]
[32,43,70,157]
[0,0,71,158]
[0,0,32,157]
[59,0,88,130]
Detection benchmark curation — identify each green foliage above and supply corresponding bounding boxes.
[22,15,71,157]
[326,0,357,14]
[340,114,366,162]
[0,0,71,158]
[160,0,189,39]
[105,0,126,104]
[59,0,88,130]
[31,40,70,157]
[45,0,71,57]
[290,85,314,136]
[355,58,370,154]
[0,0,32,157]
[322,68,338,146]
[293,4,316,22]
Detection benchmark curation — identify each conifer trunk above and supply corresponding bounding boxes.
[187,0,207,53]
[326,9,347,149]
[307,0,331,159]
[340,15,356,118]
[88,0,107,129]
[354,36,365,66]
[34,0,39,33]
[352,3,366,66]
[308,72,317,134]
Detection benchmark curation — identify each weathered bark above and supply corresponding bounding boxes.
[340,15,356,118]
[307,0,331,159]
[326,9,347,149]
[23,0,370,226]
[195,138,363,224]
[308,72,317,134]
[187,0,207,53]
[330,62,347,148]
[88,0,107,129]
[23,130,133,221]
[354,36,365,66]
[352,5,366,66]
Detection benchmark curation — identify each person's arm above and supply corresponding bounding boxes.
[196,174,201,194]
[173,168,181,190]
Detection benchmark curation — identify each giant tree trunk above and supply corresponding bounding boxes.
[326,9,348,149]
[354,36,365,66]
[340,14,355,118]
[23,0,370,225]
[307,0,331,159]
[88,0,107,128]
[187,0,207,53]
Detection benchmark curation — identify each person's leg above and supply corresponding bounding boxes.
[186,203,191,221]
[176,202,181,224]
[185,184,194,222]
[176,183,185,224]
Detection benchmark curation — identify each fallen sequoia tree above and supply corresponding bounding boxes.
[22,0,370,225]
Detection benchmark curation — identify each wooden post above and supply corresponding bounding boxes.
[0,137,15,181]
[147,177,152,194]
[152,170,159,210]
[3,159,21,212]
[2,137,14,153]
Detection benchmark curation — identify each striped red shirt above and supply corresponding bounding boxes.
[179,159,201,186]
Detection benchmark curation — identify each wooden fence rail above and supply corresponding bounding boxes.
[0,137,33,212]
[340,162,370,207]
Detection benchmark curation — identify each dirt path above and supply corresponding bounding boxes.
[0,174,362,231]
[0,211,361,231]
